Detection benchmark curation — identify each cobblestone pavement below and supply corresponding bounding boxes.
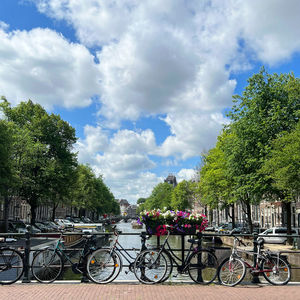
[0,282,299,300]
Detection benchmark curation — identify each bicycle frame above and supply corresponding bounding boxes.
[156,232,198,273]
[107,230,148,273]
[230,237,282,275]
[47,235,91,271]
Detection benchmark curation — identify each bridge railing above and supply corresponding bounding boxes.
[1,229,299,283]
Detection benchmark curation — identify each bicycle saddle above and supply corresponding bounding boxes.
[187,238,199,244]
[257,239,264,246]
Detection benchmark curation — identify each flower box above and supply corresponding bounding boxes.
[138,209,208,236]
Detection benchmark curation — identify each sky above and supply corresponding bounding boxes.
[0,0,300,204]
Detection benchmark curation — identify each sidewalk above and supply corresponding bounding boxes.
[1,282,299,300]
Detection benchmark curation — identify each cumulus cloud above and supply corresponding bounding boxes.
[8,0,300,201]
[177,169,197,182]
[0,27,100,109]
[76,126,158,202]
[239,0,300,64]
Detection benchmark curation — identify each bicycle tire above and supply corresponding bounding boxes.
[86,248,120,284]
[188,249,219,284]
[134,249,168,284]
[160,249,173,283]
[0,248,24,285]
[31,249,63,283]
[261,256,291,285]
[218,256,246,287]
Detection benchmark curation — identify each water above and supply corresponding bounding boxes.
[62,221,300,283]
[114,221,231,282]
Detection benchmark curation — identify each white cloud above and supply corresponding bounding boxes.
[156,112,230,159]
[0,27,100,109]
[239,0,300,65]
[177,169,196,182]
[11,0,300,201]
[76,127,159,202]
[33,0,136,46]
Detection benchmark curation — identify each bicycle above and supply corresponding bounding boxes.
[134,229,219,284]
[0,237,24,284]
[218,235,291,286]
[86,226,167,284]
[31,232,98,283]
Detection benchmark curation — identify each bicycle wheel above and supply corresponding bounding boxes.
[86,249,120,284]
[134,249,167,284]
[188,250,218,284]
[32,249,63,283]
[0,248,24,285]
[160,250,173,283]
[218,256,246,287]
[262,256,291,285]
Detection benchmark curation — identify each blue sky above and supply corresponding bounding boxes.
[1,0,300,203]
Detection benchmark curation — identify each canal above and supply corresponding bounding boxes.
[62,221,300,283]
[108,221,231,282]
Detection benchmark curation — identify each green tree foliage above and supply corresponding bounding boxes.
[198,131,236,226]
[226,68,300,232]
[144,182,173,210]
[262,122,300,198]
[171,180,194,211]
[0,119,14,231]
[72,164,119,218]
[0,99,77,224]
[0,120,12,195]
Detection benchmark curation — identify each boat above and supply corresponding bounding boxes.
[131,220,143,229]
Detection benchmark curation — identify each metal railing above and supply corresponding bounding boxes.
[0,229,299,283]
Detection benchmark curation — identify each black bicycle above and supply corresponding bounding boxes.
[31,232,98,283]
[0,237,24,285]
[134,230,219,284]
[86,226,167,284]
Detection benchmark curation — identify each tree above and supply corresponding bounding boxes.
[171,180,194,211]
[227,68,300,233]
[0,99,78,224]
[0,119,14,232]
[144,183,173,210]
[72,164,119,218]
[262,122,300,202]
[199,131,235,227]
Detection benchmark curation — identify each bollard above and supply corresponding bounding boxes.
[196,232,203,283]
[181,234,185,262]
[81,272,90,283]
[22,227,31,283]
[251,229,260,284]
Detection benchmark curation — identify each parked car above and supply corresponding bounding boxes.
[35,222,51,233]
[66,216,82,224]
[9,221,41,234]
[42,221,60,231]
[216,223,233,233]
[81,217,93,223]
[54,219,74,230]
[258,227,297,244]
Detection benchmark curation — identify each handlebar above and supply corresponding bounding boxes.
[230,233,247,247]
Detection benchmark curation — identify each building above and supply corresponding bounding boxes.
[164,174,177,187]
[118,199,130,216]
[127,205,137,218]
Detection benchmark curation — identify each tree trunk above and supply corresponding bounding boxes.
[30,204,37,225]
[4,195,10,233]
[246,202,253,233]
[52,203,58,221]
[231,204,235,229]
[283,202,292,245]
[209,209,213,226]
